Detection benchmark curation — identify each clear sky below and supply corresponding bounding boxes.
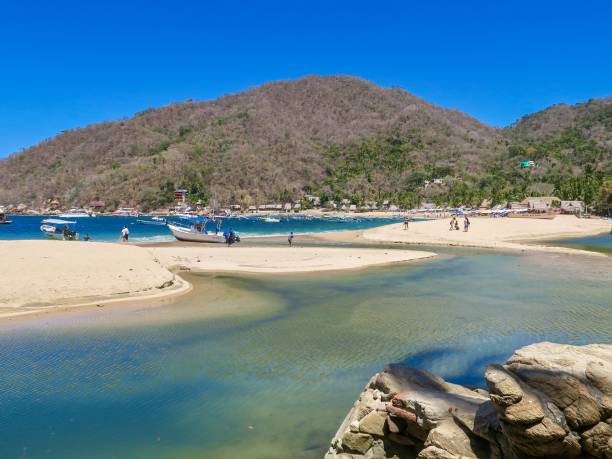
[1,0,611,158]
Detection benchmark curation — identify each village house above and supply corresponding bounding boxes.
[560,200,585,214]
[520,196,560,210]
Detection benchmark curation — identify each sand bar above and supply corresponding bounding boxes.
[0,240,188,317]
[147,245,435,274]
[319,215,610,255]
[1,240,435,319]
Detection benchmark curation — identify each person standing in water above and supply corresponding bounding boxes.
[288,231,294,247]
[121,226,129,242]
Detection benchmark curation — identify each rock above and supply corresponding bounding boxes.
[485,364,523,407]
[341,431,374,455]
[386,415,403,433]
[327,343,612,459]
[417,445,458,459]
[387,432,415,446]
[507,342,612,427]
[509,367,601,429]
[359,411,387,437]
[424,420,486,458]
[581,421,612,458]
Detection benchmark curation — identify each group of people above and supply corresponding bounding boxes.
[450,216,470,232]
[223,228,240,245]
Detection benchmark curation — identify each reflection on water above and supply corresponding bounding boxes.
[0,250,610,458]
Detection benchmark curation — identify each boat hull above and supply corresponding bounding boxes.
[507,213,556,219]
[168,224,225,243]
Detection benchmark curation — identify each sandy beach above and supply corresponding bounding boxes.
[148,245,435,274]
[318,215,611,255]
[1,214,609,320]
[0,240,187,319]
[0,240,434,319]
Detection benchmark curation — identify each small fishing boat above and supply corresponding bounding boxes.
[59,208,92,218]
[0,212,12,224]
[137,217,167,226]
[40,218,79,240]
[167,216,237,243]
[112,208,139,217]
[508,212,556,220]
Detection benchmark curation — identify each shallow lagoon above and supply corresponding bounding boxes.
[0,247,610,458]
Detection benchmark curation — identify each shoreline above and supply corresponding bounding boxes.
[0,239,436,322]
[2,215,609,322]
[315,215,611,257]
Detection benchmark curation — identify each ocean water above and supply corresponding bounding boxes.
[0,247,610,459]
[0,215,404,243]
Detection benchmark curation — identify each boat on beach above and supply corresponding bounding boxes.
[507,212,556,219]
[167,223,226,243]
[167,216,238,243]
[40,218,79,240]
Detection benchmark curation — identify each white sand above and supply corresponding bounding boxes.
[1,240,435,319]
[323,215,610,255]
[147,245,435,274]
[0,240,183,317]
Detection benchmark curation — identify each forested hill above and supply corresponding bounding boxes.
[0,76,610,212]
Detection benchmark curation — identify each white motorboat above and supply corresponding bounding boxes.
[137,216,167,226]
[112,208,139,217]
[167,224,226,243]
[40,218,79,240]
[59,208,92,218]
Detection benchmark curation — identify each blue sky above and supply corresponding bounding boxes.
[1,0,610,158]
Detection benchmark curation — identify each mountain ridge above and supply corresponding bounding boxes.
[0,76,609,212]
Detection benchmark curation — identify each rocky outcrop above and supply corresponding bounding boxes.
[325,342,611,459]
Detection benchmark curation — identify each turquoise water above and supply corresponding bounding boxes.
[0,248,610,459]
[549,233,612,255]
[0,215,403,242]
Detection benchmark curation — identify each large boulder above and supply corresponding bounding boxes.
[506,343,612,429]
[327,343,612,459]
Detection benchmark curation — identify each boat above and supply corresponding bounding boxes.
[112,208,139,217]
[40,218,79,240]
[167,216,237,243]
[59,208,92,218]
[0,212,12,224]
[507,212,556,219]
[137,217,167,226]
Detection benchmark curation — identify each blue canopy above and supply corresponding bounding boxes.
[41,218,77,225]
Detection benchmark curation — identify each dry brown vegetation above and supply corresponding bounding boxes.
[0,76,609,210]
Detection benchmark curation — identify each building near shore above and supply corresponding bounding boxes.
[521,196,560,210]
[560,200,585,214]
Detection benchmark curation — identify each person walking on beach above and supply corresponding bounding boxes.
[449,217,456,231]
[121,226,129,242]
[288,231,294,247]
[403,216,409,230]
[463,216,470,232]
